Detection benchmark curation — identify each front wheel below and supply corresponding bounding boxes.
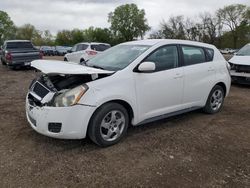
[64,57,68,61]
[203,85,225,114]
[88,103,129,147]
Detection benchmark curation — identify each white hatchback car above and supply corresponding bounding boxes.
[26,39,231,147]
[64,42,110,64]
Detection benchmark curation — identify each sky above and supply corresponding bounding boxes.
[1,0,250,34]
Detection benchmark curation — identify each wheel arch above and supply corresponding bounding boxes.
[88,99,135,128]
[215,82,227,97]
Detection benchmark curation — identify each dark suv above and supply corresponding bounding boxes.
[1,40,42,69]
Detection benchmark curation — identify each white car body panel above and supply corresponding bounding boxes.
[229,55,250,66]
[26,39,231,139]
[31,60,114,75]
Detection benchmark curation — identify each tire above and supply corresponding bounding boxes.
[88,103,129,147]
[80,59,85,65]
[1,59,6,65]
[203,85,225,114]
[64,57,68,61]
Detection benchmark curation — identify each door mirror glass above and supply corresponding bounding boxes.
[138,62,156,72]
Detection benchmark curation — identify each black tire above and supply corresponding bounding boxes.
[80,59,85,65]
[1,59,6,65]
[203,85,225,114]
[88,103,129,147]
[64,57,68,61]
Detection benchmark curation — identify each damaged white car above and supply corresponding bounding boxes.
[26,39,231,147]
[229,43,250,84]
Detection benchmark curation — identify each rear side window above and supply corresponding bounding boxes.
[205,48,214,61]
[77,44,88,51]
[91,44,110,51]
[181,46,206,66]
[6,42,33,49]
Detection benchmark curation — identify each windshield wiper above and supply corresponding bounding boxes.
[91,65,104,70]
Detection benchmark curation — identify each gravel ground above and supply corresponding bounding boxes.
[0,56,249,187]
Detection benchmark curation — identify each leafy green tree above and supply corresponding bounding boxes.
[108,4,150,41]
[0,11,16,44]
[16,24,41,41]
[55,30,73,45]
[217,4,248,48]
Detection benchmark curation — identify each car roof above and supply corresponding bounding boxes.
[122,39,215,49]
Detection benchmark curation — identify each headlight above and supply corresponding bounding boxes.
[53,85,88,107]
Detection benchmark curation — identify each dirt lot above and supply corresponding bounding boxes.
[0,57,250,187]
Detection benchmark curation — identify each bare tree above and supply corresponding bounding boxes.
[217,4,247,48]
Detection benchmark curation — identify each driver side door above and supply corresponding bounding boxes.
[134,45,184,122]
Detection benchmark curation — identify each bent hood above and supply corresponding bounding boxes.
[229,55,250,66]
[31,60,114,75]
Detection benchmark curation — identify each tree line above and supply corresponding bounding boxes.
[0,3,249,48]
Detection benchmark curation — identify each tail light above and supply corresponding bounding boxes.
[86,50,97,56]
[5,52,12,61]
[39,51,43,59]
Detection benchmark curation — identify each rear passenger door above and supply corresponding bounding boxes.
[181,45,215,107]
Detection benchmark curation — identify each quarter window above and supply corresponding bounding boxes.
[181,46,206,66]
[144,45,179,71]
[205,48,214,61]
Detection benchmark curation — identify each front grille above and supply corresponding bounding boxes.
[28,113,37,126]
[32,82,50,98]
[234,64,250,73]
[230,63,250,73]
[28,94,42,106]
[48,123,62,133]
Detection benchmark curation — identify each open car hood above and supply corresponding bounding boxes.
[31,60,114,75]
[229,55,250,66]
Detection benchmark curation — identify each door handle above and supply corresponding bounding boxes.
[208,67,215,72]
[174,73,183,79]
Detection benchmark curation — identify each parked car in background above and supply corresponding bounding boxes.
[40,46,54,56]
[55,46,68,56]
[64,42,110,63]
[229,43,250,84]
[26,39,230,147]
[220,48,236,54]
[1,40,42,69]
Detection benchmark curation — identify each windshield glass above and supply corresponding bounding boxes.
[86,44,150,71]
[236,44,250,56]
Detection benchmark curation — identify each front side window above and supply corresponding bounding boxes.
[182,46,206,66]
[71,45,77,52]
[77,44,88,51]
[144,45,179,71]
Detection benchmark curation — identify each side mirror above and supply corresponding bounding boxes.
[138,62,155,72]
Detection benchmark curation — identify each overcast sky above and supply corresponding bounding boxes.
[1,0,250,34]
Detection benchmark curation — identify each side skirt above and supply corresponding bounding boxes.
[135,106,201,126]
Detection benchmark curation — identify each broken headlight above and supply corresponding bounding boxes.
[53,85,88,107]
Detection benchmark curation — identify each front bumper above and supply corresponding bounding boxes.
[230,70,250,84]
[26,96,96,139]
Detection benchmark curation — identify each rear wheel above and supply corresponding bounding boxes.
[64,57,68,61]
[88,103,129,147]
[203,85,225,114]
[1,59,6,65]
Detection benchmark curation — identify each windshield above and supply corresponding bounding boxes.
[86,44,150,71]
[236,44,250,56]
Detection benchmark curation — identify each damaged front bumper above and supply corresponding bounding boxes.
[26,95,96,139]
[230,70,250,84]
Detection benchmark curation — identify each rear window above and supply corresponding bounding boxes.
[181,46,206,66]
[91,44,110,52]
[6,42,33,49]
